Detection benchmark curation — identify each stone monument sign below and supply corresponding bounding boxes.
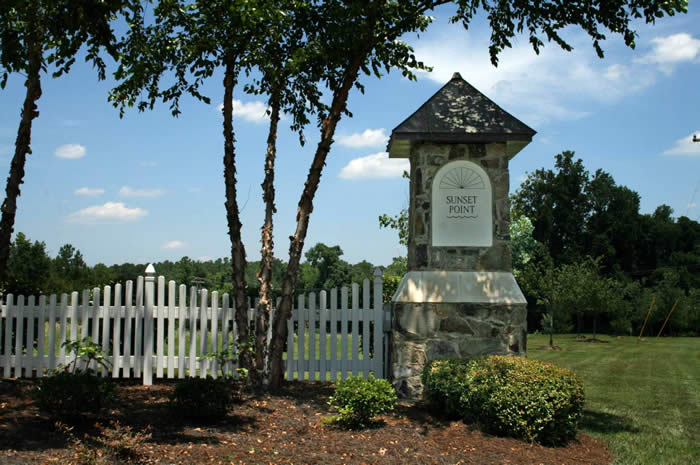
[387,72,536,398]
[432,160,492,247]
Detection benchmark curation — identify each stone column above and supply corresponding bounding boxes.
[391,142,527,399]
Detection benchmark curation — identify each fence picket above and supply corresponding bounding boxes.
[373,270,383,377]
[340,287,348,380]
[112,284,122,378]
[188,287,197,376]
[3,295,14,377]
[37,296,46,377]
[351,283,360,377]
[221,293,230,377]
[286,309,294,381]
[211,291,219,379]
[26,296,35,377]
[14,296,24,377]
[156,276,165,378]
[80,290,89,344]
[199,289,208,378]
[178,284,186,378]
[134,276,144,378]
[330,289,338,381]
[48,295,57,372]
[363,279,371,377]
[319,291,327,381]
[124,281,134,377]
[68,292,79,367]
[58,294,68,368]
[297,294,305,380]
[309,292,316,380]
[101,286,110,376]
[92,288,101,349]
[168,281,176,378]
[143,274,154,385]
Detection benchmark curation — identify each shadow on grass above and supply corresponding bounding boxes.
[581,409,639,434]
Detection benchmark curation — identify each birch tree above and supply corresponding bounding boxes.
[0,0,139,288]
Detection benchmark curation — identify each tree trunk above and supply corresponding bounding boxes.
[593,314,597,339]
[221,57,252,373]
[253,85,282,387]
[577,312,583,336]
[267,56,364,389]
[0,34,42,287]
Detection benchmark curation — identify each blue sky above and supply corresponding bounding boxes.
[0,4,698,268]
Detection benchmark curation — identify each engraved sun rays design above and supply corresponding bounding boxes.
[439,167,485,189]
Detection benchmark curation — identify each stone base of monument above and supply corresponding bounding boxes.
[390,271,527,399]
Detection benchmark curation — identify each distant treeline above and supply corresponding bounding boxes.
[3,151,698,336]
[512,151,699,337]
[2,237,407,302]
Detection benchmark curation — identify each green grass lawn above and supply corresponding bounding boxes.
[528,334,700,465]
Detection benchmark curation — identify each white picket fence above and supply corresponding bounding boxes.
[0,265,389,384]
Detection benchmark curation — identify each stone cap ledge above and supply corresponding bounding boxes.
[392,271,526,304]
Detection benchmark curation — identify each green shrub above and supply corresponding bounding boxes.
[34,370,115,419]
[421,358,479,416]
[382,275,403,304]
[423,356,584,445]
[328,375,397,428]
[169,377,237,421]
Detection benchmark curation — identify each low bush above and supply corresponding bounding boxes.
[423,356,584,445]
[34,370,115,419]
[169,377,237,421]
[328,375,397,428]
[382,275,403,304]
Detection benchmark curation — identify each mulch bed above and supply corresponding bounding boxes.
[1,378,613,465]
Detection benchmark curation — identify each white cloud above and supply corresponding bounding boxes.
[339,152,409,179]
[74,187,104,196]
[55,144,86,159]
[412,33,660,127]
[663,131,700,156]
[688,203,697,209]
[638,33,700,74]
[217,99,278,123]
[163,240,187,250]
[197,256,213,262]
[119,186,166,197]
[67,202,147,224]
[337,129,389,148]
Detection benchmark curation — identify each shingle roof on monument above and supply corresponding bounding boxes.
[387,72,536,158]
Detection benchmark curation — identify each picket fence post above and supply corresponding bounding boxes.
[143,264,155,385]
[373,268,384,378]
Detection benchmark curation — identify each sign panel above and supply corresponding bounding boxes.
[431,160,492,247]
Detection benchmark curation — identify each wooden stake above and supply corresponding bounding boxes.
[638,296,656,340]
[656,298,680,338]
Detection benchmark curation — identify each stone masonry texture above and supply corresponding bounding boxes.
[394,142,527,399]
[407,142,513,272]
